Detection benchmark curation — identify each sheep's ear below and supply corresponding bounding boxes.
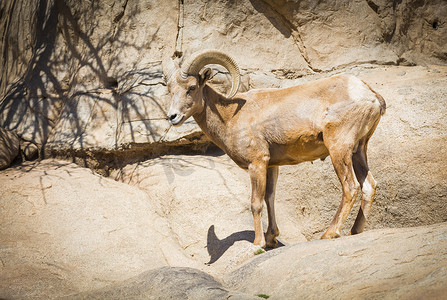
[199,68,212,86]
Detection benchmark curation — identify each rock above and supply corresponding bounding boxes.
[0,0,180,149]
[1,0,446,157]
[1,158,446,298]
[0,128,20,169]
[112,151,286,277]
[69,267,257,300]
[226,222,447,299]
[20,140,39,161]
[0,159,198,299]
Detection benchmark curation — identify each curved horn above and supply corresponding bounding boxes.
[180,50,240,98]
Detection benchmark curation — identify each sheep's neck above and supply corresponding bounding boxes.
[193,85,235,150]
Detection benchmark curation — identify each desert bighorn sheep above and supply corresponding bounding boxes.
[163,50,386,248]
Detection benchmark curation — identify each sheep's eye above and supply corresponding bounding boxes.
[187,86,196,94]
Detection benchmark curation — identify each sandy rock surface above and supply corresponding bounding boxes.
[2,159,447,299]
[226,223,447,299]
[0,160,199,298]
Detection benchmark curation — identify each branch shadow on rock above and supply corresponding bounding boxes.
[1,0,172,170]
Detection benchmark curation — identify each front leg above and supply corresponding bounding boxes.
[249,160,268,248]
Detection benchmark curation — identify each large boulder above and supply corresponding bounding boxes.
[112,152,277,277]
[226,222,447,299]
[70,267,257,300]
[0,127,20,169]
[0,159,197,299]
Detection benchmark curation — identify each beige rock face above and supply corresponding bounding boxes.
[1,159,446,299]
[1,0,446,155]
[0,160,198,298]
[113,152,291,277]
[0,128,19,170]
[0,0,179,148]
[226,223,447,299]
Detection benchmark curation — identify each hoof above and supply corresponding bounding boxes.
[349,228,362,236]
[321,231,341,239]
[253,237,266,249]
[265,229,279,249]
[265,237,278,249]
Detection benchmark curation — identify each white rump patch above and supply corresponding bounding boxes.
[347,76,375,102]
[362,178,373,197]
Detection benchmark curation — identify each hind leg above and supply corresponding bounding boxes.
[265,166,280,248]
[351,142,377,235]
[321,147,361,239]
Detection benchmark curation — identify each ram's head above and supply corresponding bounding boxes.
[162,50,240,126]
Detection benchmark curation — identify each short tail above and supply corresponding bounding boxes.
[362,80,386,115]
[375,91,387,115]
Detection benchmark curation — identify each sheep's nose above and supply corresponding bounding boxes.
[167,111,183,125]
[168,113,178,122]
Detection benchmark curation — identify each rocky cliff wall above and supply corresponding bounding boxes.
[0,0,446,162]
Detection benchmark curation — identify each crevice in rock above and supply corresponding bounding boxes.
[257,0,321,73]
[113,0,128,23]
[432,20,438,30]
[175,0,184,58]
[366,0,380,14]
[384,21,397,43]
[105,77,118,90]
